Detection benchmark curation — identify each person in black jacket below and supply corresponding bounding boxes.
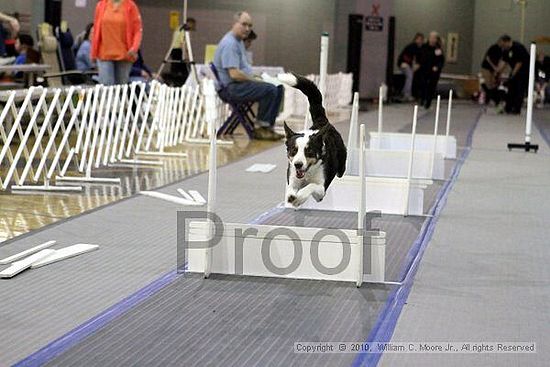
[418,31,445,109]
[535,51,549,108]
[398,32,424,101]
[481,41,504,105]
[499,35,530,114]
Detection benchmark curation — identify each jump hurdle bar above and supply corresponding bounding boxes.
[347,91,444,180]
[371,86,456,159]
[186,121,386,286]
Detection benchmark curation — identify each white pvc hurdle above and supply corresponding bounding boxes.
[186,124,386,286]
[303,106,432,216]
[347,91,445,180]
[369,89,457,159]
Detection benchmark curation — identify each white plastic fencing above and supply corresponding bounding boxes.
[280,72,353,118]
[0,79,231,192]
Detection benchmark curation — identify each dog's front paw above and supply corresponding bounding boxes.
[292,192,310,207]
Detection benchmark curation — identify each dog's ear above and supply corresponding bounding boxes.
[283,122,296,139]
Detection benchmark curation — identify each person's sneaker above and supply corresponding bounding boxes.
[253,127,284,141]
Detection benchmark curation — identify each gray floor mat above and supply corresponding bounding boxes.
[45,274,393,367]
[2,104,482,366]
[379,108,550,367]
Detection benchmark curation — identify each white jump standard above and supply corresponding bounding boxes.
[346,90,445,180]
[185,123,386,285]
[507,43,539,152]
[303,105,432,216]
[369,89,457,159]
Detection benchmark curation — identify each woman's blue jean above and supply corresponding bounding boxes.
[97,60,133,85]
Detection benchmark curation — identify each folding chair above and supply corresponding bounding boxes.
[37,23,89,87]
[209,63,255,138]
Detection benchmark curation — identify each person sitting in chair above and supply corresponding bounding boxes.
[14,34,40,65]
[213,11,283,141]
[76,23,95,72]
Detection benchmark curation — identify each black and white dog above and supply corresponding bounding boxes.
[277,72,347,207]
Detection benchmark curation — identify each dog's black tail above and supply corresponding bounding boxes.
[277,72,329,129]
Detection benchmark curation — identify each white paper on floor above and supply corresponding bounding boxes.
[177,189,206,205]
[0,249,55,278]
[0,240,56,265]
[31,244,99,268]
[246,163,277,173]
[141,191,203,206]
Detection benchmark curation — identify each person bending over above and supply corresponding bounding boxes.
[481,40,504,106]
[213,11,283,141]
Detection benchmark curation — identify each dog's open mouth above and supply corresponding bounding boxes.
[295,168,306,179]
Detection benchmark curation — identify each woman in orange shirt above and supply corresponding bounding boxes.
[91,0,142,85]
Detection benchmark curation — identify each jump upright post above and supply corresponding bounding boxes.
[507,43,539,152]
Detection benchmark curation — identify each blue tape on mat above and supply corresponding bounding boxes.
[248,204,286,225]
[14,202,285,365]
[13,270,181,367]
[15,110,484,367]
[352,110,482,367]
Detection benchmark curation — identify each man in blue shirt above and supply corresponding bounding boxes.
[213,11,283,140]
